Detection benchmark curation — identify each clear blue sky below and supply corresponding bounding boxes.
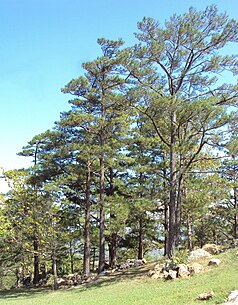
[0,0,238,175]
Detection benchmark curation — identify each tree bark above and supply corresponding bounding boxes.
[138,217,144,259]
[108,233,118,269]
[168,111,177,258]
[187,214,193,251]
[69,241,74,274]
[98,152,105,273]
[98,98,106,274]
[164,204,169,256]
[234,186,238,240]
[33,239,39,285]
[83,161,91,277]
[52,251,58,290]
[162,151,169,256]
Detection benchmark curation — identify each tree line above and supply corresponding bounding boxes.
[0,5,238,288]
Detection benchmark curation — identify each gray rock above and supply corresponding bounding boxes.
[188,249,211,261]
[165,269,177,280]
[208,258,221,266]
[188,262,203,274]
[177,264,190,278]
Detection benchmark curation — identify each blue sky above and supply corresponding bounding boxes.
[0,0,238,181]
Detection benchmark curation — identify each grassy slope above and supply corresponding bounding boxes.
[0,248,237,305]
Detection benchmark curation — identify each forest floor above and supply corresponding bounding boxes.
[0,247,237,305]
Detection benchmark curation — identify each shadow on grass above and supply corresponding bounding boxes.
[82,265,151,291]
[0,287,52,301]
[0,265,153,300]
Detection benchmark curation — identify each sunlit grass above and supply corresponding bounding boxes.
[0,248,237,305]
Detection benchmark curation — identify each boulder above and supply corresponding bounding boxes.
[188,249,211,261]
[227,290,238,303]
[208,258,221,266]
[196,290,215,300]
[177,264,190,278]
[154,263,163,273]
[202,244,219,254]
[151,272,163,280]
[188,262,203,274]
[57,278,66,286]
[165,269,177,280]
[134,259,143,267]
[148,270,155,276]
[118,262,130,270]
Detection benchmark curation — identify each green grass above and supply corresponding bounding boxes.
[0,248,237,305]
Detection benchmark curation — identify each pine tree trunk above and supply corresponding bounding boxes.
[33,239,39,285]
[108,233,117,269]
[164,204,169,256]
[98,99,106,274]
[69,241,74,274]
[168,111,177,258]
[234,186,238,240]
[175,175,183,247]
[83,161,91,277]
[163,151,169,256]
[187,214,193,251]
[138,217,143,259]
[52,252,58,290]
[98,157,105,274]
[108,168,118,269]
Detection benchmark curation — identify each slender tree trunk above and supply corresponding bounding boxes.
[138,217,144,259]
[234,186,238,240]
[98,108,106,274]
[162,151,169,256]
[187,214,193,251]
[98,98,106,274]
[52,251,58,290]
[92,247,96,272]
[168,111,177,258]
[164,204,169,256]
[98,157,105,274]
[108,168,118,269]
[69,241,74,274]
[16,267,22,288]
[108,233,118,269]
[83,161,91,277]
[175,174,183,247]
[42,259,47,279]
[33,239,39,285]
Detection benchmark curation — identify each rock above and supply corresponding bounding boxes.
[227,290,238,302]
[196,290,215,300]
[165,269,177,280]
[208,258,221,266]
[177,264,190,278]
[125,259,144,268]
[188,262,203,274]
[118,262,130,270]
[134,259,143,267]
[188,249,211,261]
[142,258,147,264]
[151,272,162,279]
[154,264,163,270]
[202,243,219,254]
[57,278,66,286]
[148,270,155,276]
[154,264,163,273]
